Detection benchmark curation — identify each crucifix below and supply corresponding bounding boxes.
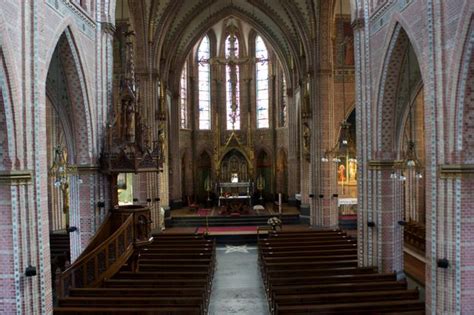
[211,26,252,130]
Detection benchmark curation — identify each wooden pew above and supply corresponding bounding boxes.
[69,287,206,297]
[275,300,425,314]
[54,306,202,314]
[55,234,216,314]
[257,230,424,314]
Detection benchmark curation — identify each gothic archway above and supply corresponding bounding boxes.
[45,28,94,261]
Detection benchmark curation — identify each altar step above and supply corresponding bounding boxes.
[165,214,300,228]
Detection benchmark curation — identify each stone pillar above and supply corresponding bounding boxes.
[287,87,300,205]
[368,160,404,275]
[313,70,338,228]
[168,92,182,208]
[352,10,374,269]
[129,71,162,230]
[0,172,53,314]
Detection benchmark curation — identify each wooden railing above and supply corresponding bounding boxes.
[56,214,135,298]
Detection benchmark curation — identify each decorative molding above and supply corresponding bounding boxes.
[101,22,115,35]
[368,159,398,169]
[0,170,33,185]
[439,164,474,178]
[369,0,413,35]
[352,18,365,30]
[75,164,101,174]
[46,0,96,40]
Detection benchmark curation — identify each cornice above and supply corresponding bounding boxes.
[0,170,33,185]
[439,164,474,178]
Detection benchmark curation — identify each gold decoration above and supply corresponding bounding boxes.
[49,145,77,228]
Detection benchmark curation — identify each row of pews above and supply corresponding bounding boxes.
[54,233,215,314]
[258,229,425,314]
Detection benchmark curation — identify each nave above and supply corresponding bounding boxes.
[50,205,424,314]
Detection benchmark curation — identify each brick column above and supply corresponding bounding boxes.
[0,172,53,314]
[314,71,339,228]
[287,88,300,203]
[169,92,182,207]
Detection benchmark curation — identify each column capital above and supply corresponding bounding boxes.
[75,164,101,174]
[100,22,116,35]
[0,170,33,185]
[352,18,365,30]
[439,164,474,178]
[368,159,398,169]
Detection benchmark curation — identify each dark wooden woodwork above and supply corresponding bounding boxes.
[257,229,424,314]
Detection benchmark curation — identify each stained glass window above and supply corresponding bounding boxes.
[225,34,240,130]
[256,35,269,128]
[198,36,211,130]
[180,61,188,129]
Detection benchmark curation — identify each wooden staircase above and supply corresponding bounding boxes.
[54,234,215,314]
[50,232,70,284]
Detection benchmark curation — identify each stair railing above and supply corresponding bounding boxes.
[56,214,135,298]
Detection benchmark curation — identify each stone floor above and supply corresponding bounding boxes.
[208,244,270,315]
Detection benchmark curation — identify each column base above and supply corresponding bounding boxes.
[300,204,310,224]
[288,197,300,207]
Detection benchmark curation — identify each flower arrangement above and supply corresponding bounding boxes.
[267,217,282,228]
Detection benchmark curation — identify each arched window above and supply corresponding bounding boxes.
[180,61,188,129]
[225,34,240,130]
[255,35,269,128]
[198,36,211,130]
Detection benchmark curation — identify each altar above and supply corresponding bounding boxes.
[217,182,253,207]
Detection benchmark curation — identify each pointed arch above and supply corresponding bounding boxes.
[0,10,19,168]
[160,8,297,91]
[45,26,94,164]
[0,52,16,170]
[455,18,474,163]
[375,24,423,157]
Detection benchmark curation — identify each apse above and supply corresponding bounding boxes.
[176,16,289,204]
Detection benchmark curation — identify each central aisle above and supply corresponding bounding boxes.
[208,244,270,315]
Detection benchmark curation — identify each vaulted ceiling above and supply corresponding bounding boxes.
[118,0,346,86]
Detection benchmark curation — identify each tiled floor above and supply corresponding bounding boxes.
[208,244,270,315]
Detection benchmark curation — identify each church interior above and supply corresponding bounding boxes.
[0,0,473,314]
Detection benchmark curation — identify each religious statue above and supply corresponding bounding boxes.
[348,160,357,183]
[303,124,311,161]
[123,98,136,142]
[338,164,346,183]
[158,128,166,163]
[61,181,70,227]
